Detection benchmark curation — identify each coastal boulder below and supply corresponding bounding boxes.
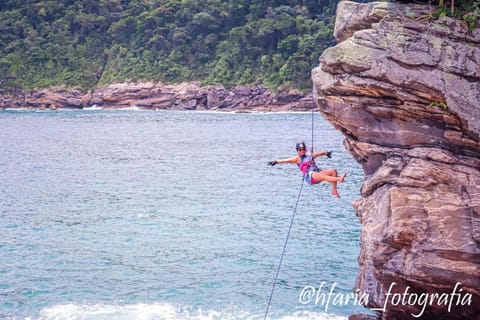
[7,88,84,109]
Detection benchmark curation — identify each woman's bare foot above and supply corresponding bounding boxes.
[332,190,341,198]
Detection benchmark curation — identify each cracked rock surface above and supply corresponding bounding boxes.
[312,1,479,319]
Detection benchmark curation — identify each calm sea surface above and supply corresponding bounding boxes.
[0,109,365,319]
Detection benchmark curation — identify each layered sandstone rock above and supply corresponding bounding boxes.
[0,88,85,110]
[312,1,479,319]
[0,82,313,112]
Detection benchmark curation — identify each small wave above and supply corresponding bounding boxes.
[118,106,143,111]
[33,302,347,320]
[83,105,103,110]
[2,108,78,112]
[83,106,144,111]
[1,108,47,112]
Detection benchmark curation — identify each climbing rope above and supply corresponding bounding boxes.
[263,177,305,320]
[263,103,316,319]
[310,99,316,168]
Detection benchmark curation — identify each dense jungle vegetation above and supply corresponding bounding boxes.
[0,0,478,92]
[0,0,341,92]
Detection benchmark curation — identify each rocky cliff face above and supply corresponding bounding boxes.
[312,1,479,319]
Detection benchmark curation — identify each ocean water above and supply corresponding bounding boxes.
[0,109,366,320]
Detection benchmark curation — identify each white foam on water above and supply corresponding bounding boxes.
[33,303,348,320]
[118,105,143,111]
[83,105,103,110]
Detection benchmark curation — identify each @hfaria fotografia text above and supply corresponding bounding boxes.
[299,281,472,318]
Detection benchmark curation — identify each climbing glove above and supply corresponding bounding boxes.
[267,160,277,166]
[326,151,332,158]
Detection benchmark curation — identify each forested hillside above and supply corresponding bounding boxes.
[0,0,341,92]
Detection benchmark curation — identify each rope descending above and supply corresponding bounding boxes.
[263,178,305,320]
[263,102,317,319]
[309,99,316,169]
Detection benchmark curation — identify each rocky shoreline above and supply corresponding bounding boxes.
[0,82,314,112]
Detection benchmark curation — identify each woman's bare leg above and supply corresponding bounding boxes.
[312,169,347,198]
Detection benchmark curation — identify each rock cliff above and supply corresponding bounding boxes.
[0,82,312,112]
[312,1,479,319]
